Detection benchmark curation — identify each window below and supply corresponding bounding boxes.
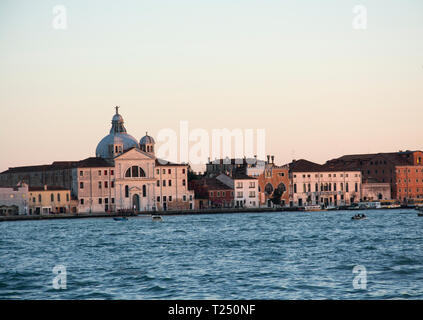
[168,180,172,186]
[156,169,160,174]
[104,181,108,188]
[293,184,297,193]
[157,196,160,202]
[57,193,61,202]
[80,182,84,189]
[51,194,54,202]
[111,181,115,188]
[355,183,358,192]
[125,185,129,198]
[169,196,172,202]
[182,179,186,186]
[182,169,186,174]
[142,185,146,197]
[38,194,42,202]
[111,170,114,175]
[99,198,102,204]
[346,183,349,192]
[80,198,84,205]
[210,192,214,197]
[98,170,101,176]
[66,193,69,202]
[125,166,146,178]
[98,181,102,189]
[105,198,108,204]
[111,198,115,204]
[265,183,273,195]
[163,196,167,202]
[163,180,166,187]
[162,169,166,174]
[249,191,255,198]
[104,170,108,176]
[156,180,160,187]
[183,195,187,201]
[168,169,171,174]
[236,182,243,189]
[80,171,83,176]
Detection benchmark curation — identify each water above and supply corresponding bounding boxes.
[1,209,422,299]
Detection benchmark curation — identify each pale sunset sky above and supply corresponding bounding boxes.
[0,0,422,172]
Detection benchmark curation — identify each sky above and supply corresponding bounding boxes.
[0,0,422,172]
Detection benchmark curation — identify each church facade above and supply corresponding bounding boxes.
[0,108,195,213]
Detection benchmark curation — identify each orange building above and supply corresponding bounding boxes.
[396,165,423,203]
[258,164,290,207]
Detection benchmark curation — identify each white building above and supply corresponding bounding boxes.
[0,182,29,215]
[289,159,362,207]
[217,172,259,208]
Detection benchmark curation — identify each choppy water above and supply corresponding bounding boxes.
[1,209,422,299]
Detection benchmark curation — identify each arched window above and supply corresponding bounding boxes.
[51,193,54,202]
[277,183,286,193]
[264,183,274,195]
[125,166,146,178]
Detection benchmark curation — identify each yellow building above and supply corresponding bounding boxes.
[28,185,72,215]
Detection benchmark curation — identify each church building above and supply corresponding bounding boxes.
[0,107,195,213]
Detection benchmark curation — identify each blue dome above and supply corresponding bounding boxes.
[140,134,155,145]
[96,133,139,158]
[96,107,140,158]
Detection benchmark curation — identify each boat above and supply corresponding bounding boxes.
[113,217,128,221]
[415,206,423,212]
[304,205,322,212]
[418,213,423,217]
[351,214,367,220]
[151,215,163,222]
[325,205,338,211]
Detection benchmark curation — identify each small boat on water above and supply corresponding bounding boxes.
[351,214,367,220]
[152,215,163,222]
[418,213,423,217]
[113,217,128,221]
[304,205,322,212]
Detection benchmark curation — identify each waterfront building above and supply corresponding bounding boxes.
[257,162,290,207]
[288,159,362,207]
[206,156,266,177]
[0,108,194,213]
[361,183,391,201]
[0,182,29,215]
[216,172,259,208]
[396,165,423,203]
[326,150,423,202]
[28,185,73,214]
[189,177,234,209]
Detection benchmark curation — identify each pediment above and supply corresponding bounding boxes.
[115,148,155,161]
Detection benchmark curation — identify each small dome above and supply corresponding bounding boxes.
[112,113,123,122]
[140,133,155,145]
